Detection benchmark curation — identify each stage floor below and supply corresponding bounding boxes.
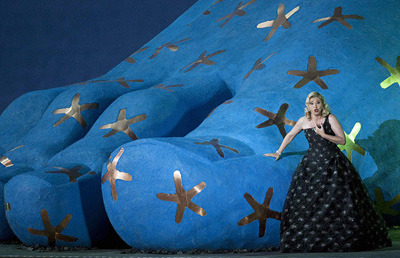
[1,229,399,258]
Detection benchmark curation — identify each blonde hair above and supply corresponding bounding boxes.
[304,92,330,120]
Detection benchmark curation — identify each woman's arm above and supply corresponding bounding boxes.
[263,116,305,160]
[314,114,346,145]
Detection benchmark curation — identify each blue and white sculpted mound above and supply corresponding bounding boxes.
[1,0,400,251]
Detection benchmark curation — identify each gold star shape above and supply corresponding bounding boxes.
[255,103,296,138]
[156,170,206,224]
[238,187,281,238]
[149,38,190,59]
[287,56,339,89]
[313,7,364,29]
[194,138,239,158]
[125,47,149,63]
[180,50,225,73]
[216,0,257,28]
[0,145,24,167]
[153,83,184,92]
[101,148,132,201]
[374,187,400,216]
[99,109,147,140]
[338,122,365,161]
[243,52,277,82]
[76,78,143,88]
[257,4,299,41]
[27,209,78,247]
[46,166,96,183]
[376,56,400,89]
[53,93,99,128]
[203,0,224,15]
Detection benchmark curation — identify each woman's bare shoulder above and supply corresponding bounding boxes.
[328,113,340,123]
[296,116,307,126]
[297,116,307,123]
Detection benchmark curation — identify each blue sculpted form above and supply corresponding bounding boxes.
[1,0,400,250]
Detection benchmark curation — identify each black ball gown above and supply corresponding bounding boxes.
[280,114,392,252]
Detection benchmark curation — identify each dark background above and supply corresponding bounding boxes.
[0,0,198,114]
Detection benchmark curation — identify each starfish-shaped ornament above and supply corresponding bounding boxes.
[180,50,225,73]
[125,47,149,63]
[101,148,132,201]
[374,187,400,216]
[27,209,78,247]
[287,56,339,89]
[53,93,99,128]
[153,83,184,92]
[203,0,224,15]
[99,109,147,140]
[0,145,24,167]
[338,122,365,161]
[46,166,96,183]
[238,187,281,238]
[149,38,190,59]
[376,56,400,89]
[243,52,276,82]
[216,0,258,28]
[313,7,364,29]
[194,138,239,158]
[257,4,299,41]
[156,170,206,224]
[255,103,296,138]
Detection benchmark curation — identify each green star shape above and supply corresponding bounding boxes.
[374,187,400,216]
[376,56,400,89]
[338,122,365,161]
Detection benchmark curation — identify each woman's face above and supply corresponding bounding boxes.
[308,97,323,116]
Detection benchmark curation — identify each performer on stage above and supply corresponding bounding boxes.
[264,92,392,252]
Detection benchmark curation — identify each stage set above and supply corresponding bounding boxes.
[0,0,399,253]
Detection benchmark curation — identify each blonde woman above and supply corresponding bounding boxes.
[264,92,391,252]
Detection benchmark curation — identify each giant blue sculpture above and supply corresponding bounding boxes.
[1,0,400,251]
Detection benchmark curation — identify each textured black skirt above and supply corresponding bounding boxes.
[280,146,392,252]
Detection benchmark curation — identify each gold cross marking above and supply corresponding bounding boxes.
[53,93,99,128]
[255,103,296,138]
[243,52,276,82]
[216,0,258,28]
[149,38,190,59]
[157,170,206,224]
[27,209,78,247]
[125,47,149,63]
[238,187,281,238]
[153,83,184,92]
[99,109,147,140]
[101,148,132,201]
[287,56,339,89]
[313,7,364,29]
[180,50,225,73]
[46,166,96,183]
[202,0,224,15]
[194,138,239,158]
[257,4,299,41]
[0,145,24,167]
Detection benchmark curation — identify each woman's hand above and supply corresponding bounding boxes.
[263,152,280,161]
[314,123,326,137]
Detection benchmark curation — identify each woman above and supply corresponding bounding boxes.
[264,92,391,252]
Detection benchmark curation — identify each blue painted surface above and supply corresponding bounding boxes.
[1,0,400,250]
